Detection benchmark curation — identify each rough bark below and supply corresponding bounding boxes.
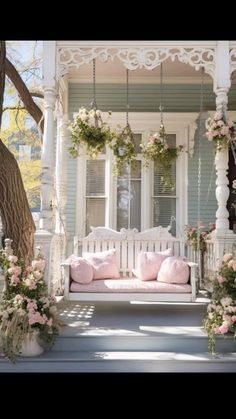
[0,139,36,264]
[0,44,41,263]
[5,57,44,132]
[0,41,6,127]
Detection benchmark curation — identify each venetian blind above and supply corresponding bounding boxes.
[153,134,177,235]
[86,160,105,235]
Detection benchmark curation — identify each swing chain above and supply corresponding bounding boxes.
[126,68,130,127]
[90,58,97,111]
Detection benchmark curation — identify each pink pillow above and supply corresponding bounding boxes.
[83,249,120,280]
[133,249,172,281]
[157,256,190,284]
[69,255,93,284]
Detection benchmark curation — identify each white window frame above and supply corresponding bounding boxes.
[75,112,198,237]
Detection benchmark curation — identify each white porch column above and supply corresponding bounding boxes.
[55,113,69,233]
[213,41,232,236]
[39,41,57,232]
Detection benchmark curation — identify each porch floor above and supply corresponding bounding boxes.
[1,292,236,372]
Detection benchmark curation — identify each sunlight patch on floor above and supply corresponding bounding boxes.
[139,325,206,336]
[80,328,147,336]
[93,352,213,361]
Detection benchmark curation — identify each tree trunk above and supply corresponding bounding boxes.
[0,139,36,265]
[0,41,6,127]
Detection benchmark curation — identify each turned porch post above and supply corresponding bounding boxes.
[213,41,232,236]
[55,98,69,234]
[39,41,57,232]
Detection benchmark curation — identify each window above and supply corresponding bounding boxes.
[85,160,106,235]
[117,161,142,231]
[19,145,31,161]
[76,113,191,238]
[116,133,142,231]
[152,134,177,235]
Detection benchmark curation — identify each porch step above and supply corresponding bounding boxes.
[1,351,236,372]
[53,326,236,353]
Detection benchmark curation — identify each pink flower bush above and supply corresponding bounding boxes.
[204,253,236,353]
[0,248,61,362]
[205,112,236,152]
[185,222,215,252]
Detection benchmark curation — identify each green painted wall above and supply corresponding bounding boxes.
[68,83,236,113]
[188,115,217,228]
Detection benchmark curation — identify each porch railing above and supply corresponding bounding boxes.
[187,236,236,289]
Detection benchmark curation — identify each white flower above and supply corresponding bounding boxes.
[220,297,233,307]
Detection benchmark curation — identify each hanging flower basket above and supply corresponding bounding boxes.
[205,112,236,152]
[109,123,137,175]
[68,107,113,159]
[141,125,183,191]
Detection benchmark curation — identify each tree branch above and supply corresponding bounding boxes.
[29,91,44,99]
[5,57,44,133]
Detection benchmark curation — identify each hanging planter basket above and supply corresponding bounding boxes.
[141,125,183,191]
[68,107,113,159]
[109,123,137,175]
[205,112,236,153]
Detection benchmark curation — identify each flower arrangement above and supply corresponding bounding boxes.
[141,124,183,191]
[0,246,61,363]
[230,179,236,212]
[109,123,137,175]
[185,222,215,252]
[203,252,236,353]
[205,112,236,152]
[68,107,113,159]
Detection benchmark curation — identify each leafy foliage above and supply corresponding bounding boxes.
[69,107,113,159]
[203,253,236,353]
[0,247,62,363]
[205,112,236,152]
[141,124,183,191]
[185,222,215,252]
[109,123,137,175]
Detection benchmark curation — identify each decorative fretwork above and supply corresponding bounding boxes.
[230,49,236,75]
[57,46,215,79]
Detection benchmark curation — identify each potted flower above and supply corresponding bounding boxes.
[68,107,113,159]
[0,245,62,363]
[205,112,236,152]
[141,124,183,191]
[203,252,236,353]
[109,123,137,175]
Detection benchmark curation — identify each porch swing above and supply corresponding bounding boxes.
[62,63,199,302]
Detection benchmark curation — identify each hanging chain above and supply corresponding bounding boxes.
[159,62,164,127]
[91,58,97,110]
[126,68,129,127]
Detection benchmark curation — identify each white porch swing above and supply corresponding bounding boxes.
[61,61,199,302]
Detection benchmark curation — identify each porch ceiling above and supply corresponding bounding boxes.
[68,56,214,84]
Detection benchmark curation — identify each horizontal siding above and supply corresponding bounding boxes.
[188,116,217,227]
[65,157,77,235]
[69,83,236,113]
